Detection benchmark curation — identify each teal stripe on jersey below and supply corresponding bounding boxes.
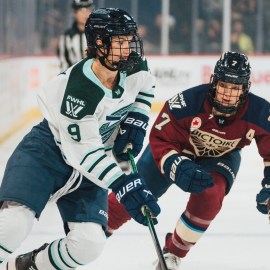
[137,93,154,106]
[135,97,151,108]
[80,147,104,165]
[82,152,105,172]
[105,145,113,152]
[105,170,124,188]
[130,107,148,115]
[99,163,118,180]
[138,91,154,98]
[87,154,107,173]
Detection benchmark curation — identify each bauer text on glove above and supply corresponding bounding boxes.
[113,112,149,161]
[109,173,160,225]
[164,154,214,193]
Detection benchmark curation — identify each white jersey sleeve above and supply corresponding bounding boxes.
[126,56,155,116]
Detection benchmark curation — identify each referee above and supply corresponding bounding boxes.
[57,0,94,71]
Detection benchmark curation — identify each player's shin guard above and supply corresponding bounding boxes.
[0,202,35,264]
[34,222,106,270]
[107,192,131,235]
[166,172,226,258]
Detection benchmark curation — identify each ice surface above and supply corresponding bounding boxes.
[0,115,269,270]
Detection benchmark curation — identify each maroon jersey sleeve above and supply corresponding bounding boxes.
[149,103,190,172]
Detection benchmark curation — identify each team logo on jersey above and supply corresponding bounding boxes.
[189,129,241,157]
[65,95,86,118]
[190,117,202,131]
[168,93,187,110]
[113,85,124,98]
[100,104,132,143]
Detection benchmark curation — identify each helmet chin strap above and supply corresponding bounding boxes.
[96,45,119,71]
[98,55,118,71]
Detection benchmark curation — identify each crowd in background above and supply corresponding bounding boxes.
[0,0,269,57]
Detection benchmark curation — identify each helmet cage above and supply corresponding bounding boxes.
[85,8,144,72]
[209,52,251,114]
[96,34,143,72]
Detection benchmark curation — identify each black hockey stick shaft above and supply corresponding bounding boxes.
[128,150,168,270]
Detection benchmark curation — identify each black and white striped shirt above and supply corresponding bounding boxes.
[57,22,87,71]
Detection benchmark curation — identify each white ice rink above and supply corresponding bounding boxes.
[0,115,269,270]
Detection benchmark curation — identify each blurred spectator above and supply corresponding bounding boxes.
[204,18,222,53]
[147,13,176,53]
[231,20,254,54]
[198,0,222,53]
[137,24,159,54]
[231,0,257,39]
[57,0,94,71]
[170,0,192,53]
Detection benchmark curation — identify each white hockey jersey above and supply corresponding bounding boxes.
[37,56,155,189]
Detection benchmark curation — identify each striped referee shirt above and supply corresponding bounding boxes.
[57,22,87,72]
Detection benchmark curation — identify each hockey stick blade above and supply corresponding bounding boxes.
[127,150,168,270]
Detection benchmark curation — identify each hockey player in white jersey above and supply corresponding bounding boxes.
[0,8,160,270]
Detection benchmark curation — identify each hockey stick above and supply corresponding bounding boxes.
[127,150,168,270]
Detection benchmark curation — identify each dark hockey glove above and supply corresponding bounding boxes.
[256,174,270,214]
[164,154,214,193]
[113,112,149,161]
[110,173,160,225]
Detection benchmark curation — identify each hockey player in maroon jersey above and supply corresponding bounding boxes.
[107,51,270,270]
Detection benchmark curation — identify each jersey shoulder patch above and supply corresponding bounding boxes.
[167,84,209,119]
[60,59,105,119]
